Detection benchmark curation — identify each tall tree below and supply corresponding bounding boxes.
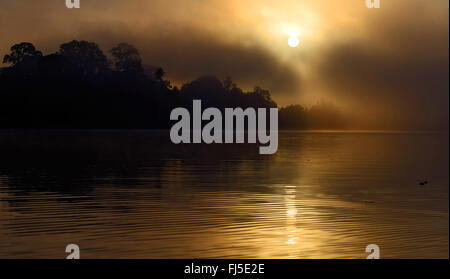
[3,42,42,65]
[59,40,108,76]
[110,43,144,77]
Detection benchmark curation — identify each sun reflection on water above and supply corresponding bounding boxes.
[285,185,299,249]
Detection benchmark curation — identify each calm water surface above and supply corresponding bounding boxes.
[0,130,448,258]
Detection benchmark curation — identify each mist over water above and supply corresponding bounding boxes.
[0,130,448,258]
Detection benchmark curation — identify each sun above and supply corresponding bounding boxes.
[287,30,300,47]
[288,35,299,47]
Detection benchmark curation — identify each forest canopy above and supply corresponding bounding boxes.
[0,41,346,129]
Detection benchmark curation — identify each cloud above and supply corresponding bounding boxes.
[0,0,448,129]
[314,0,449,129]
[137,28,302,95]
[0,0,302,97]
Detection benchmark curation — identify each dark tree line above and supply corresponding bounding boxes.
[0,41,346,129]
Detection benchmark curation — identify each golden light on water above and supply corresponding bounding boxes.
[285,185,299,247]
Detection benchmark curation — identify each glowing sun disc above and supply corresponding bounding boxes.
[288,35,299,47]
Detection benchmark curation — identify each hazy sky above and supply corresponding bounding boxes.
[0,0,448,129]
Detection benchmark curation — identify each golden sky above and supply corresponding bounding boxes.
[0,0,448,128]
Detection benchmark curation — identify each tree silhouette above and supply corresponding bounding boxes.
[253,86,272,103]
[223,76,236,92]
[155,67,165,81]
[3,42,42,66]
[110,43,144,77]
[0,39,348,130]
[59,40,108,77]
